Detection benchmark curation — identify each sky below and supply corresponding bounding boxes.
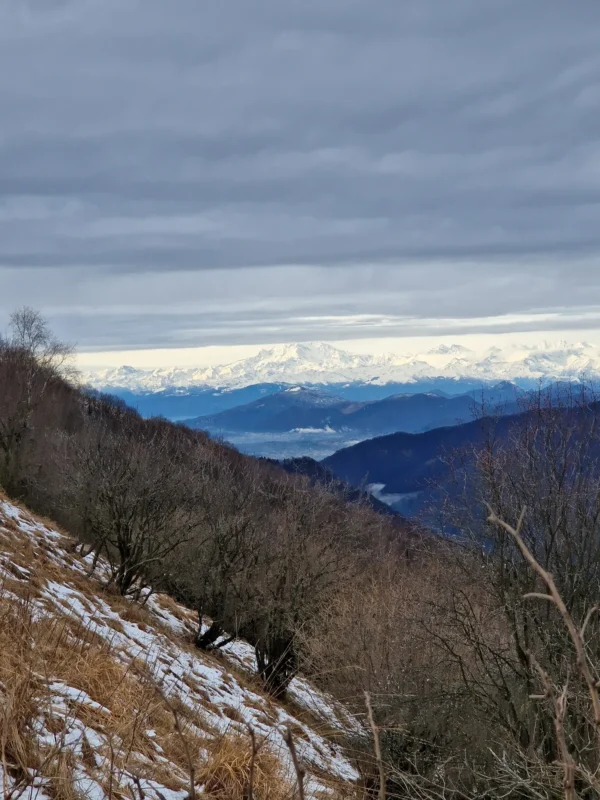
[1,0,600,370]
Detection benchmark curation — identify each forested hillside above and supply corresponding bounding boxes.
[4,309,600,798]
[324,388,597,481]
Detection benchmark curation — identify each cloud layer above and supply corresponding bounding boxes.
[1,0,599,351]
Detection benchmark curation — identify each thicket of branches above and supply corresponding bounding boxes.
[4,308,600,797]
[303,386,600,798]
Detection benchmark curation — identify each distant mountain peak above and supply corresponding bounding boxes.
[427,343,473,356]
[84,340,600,393]
[493,380,520,389]
[253,341,352,364]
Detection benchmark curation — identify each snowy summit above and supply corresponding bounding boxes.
[84,340,600,393]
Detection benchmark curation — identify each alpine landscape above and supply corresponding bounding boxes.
[2,2,600,798]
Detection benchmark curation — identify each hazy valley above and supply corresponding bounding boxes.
[87,340,596,461]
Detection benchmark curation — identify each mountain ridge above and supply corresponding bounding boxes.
[321,396,600,518]
[187,385,484,437]
[84,340,600,394]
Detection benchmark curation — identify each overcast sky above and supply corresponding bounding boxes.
[1,0,600,367]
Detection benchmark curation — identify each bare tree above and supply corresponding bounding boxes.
[239,479,354,696]
[174,454,266,650]
[0,308,73,494]
[64,419,207,596]
[420,391,600,791]
[487,506,600,799]
[175,459,356,696]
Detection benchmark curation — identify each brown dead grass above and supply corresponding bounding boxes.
[154,593,195,623]
[198,733,293,800]
[113,599,152,626]
[0,500,360,799]
[0,575,41,602]
[0,671,39,784]
[244,695,280,723]
[44,749,81,800]
[0,599,69,796]
[0,587,202,796]
[221,706,245,725]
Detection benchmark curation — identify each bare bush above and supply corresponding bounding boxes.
[175,460,357,696]
[418,391,600,794]
[176,455,268,650]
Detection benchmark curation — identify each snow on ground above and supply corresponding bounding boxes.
[0,499,363,799]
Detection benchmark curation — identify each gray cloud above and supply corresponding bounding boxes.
[1,0,599,350]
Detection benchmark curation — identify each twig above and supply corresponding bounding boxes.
[169,706,195,800]
[365,691,386,800]
[246,724,257,800]
[581,605,600,641]
[528,654,576,800]
[108,735,116,800]
[488,505,600,799]
[283,726,305,800]
[151,685,196,800]
[487,505,600,734]
[132,774,147,800]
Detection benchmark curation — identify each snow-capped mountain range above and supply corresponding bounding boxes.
[83,340,600,394]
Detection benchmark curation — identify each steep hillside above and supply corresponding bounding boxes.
[0,497,363,800]
[263,456,407,520]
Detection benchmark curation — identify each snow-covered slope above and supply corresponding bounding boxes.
[84,341,600,394]
[0,497,362,799]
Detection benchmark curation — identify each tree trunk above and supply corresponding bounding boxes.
[196,619,226,650]
[256,636,297,698]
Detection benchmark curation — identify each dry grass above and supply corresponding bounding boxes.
[0,500,361,799]
[111,597,152,626]
[0,586,202,797]
[0,598,65,797]
[197,733,293,800]
[0,603,278,796]
[221,706,246,725]
[44,749,81,800]
[154,593,195,624]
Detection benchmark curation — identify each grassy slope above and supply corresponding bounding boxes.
[0,495,363,800]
